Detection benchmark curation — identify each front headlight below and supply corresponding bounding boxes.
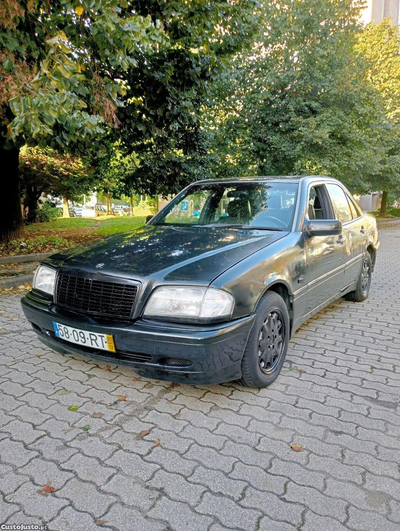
[144,286,234,322]
[33,265,56,296]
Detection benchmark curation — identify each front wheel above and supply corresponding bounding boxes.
[345,252,372,303]
[239,291,290,388]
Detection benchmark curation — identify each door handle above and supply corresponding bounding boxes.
[337,235,345,245]
[360,226,366,234]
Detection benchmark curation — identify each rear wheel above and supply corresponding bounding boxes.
[345,252,372,303]
[239,291,290,388]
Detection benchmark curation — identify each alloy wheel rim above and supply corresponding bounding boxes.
[361,258,371,294]
[258,310,285,374]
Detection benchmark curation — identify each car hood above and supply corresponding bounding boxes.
[46,224,286,284]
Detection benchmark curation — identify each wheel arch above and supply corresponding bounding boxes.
[258,280,294,337]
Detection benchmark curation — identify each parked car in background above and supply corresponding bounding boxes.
[95,204,107,214]
[22,176,379,388]
[113,205,130,216]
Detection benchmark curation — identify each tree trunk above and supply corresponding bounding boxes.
[0,146,23,242]
[62,197,70,218]
[105,193,112,215]
[130,195,134,216]
[379,190,388,217]
[24,186,41,223]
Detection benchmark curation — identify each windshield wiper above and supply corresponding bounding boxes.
[238,225,284,231]
[201,223,284,231]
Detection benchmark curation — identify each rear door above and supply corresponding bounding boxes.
[342,190,367,285]
[303,184,347,314]
[325,183,357,287]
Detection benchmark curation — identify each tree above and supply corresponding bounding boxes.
[206,0,389,196]
[115,0,260,197]
[20,147,93,221]
[94,143,127,214]
[355,19,400,216]
[0,0,163,240]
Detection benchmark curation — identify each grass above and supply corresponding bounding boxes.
[1,216,148,257]
[371,207,400,218]
[26,218,98,232]
[94,216,146,235]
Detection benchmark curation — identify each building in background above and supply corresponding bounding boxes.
[360,0,399,25]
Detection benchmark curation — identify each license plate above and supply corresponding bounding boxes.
[53,322,116,353]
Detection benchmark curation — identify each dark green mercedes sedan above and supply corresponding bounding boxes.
[22,176,379,388]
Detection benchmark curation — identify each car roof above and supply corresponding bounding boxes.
[193,175,340,185]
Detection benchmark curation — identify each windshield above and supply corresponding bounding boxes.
[153,182,298,231]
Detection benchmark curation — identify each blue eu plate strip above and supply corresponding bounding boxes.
[53,322,59,337]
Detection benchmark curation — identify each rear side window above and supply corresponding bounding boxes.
[346,196,358,219]
[346,193,361,219]
[326,184,353,223]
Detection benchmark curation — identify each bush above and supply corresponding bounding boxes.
[37,201,60,222]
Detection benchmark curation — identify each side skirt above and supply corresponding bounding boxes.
[291,280,357,335]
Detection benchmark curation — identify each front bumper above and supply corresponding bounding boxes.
[21,291,254,385]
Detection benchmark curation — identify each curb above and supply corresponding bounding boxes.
[0,274,34,289]
[0,252,52,265]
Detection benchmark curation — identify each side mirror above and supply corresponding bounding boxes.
[145,215,154,224]
[305,219,342,237]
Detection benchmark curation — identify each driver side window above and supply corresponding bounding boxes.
[308,186,332,220]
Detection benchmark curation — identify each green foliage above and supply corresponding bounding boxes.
[371,207,400,218]
[355,20,400,121]
[113,1,259,197]
[0,0,165,151]
[20,146,95,222]
[206,0,388,194]
[354,20,400,198]
[36,201,60,223]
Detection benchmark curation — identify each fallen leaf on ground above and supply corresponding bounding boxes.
[63,427,74,434]
[81,425,91,431]
[137,429,150,438]
[153,438,161,447]
[36,354,44,358]
[67,405,80,412]
[92,412,104,418]
[117,395,127,401]
[37,482,56,496]
[133,377,141,381]
[173,412,181,418]
[58,390,70,395]
[290,444,303,452]
[103,365,112,371]
[96,520,107,526]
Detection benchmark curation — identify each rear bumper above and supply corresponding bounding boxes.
[21,292,254,385]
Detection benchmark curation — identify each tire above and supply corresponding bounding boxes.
[345,252,372,303]
[238,291,290,388]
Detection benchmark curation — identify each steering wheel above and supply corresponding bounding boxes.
[261,216,286,229]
